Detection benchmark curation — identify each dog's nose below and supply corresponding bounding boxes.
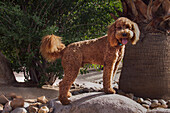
[122,33,127,37]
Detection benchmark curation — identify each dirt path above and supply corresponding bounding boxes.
[0,85,58,100]
[0,63,122,100]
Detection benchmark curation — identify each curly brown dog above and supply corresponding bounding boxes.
[40,17,140,105]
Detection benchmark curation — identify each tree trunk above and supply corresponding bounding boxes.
[0,52,17,85]
[120,32,170,99]
[116,0,170,99]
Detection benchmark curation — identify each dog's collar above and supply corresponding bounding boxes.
[118,41,122,46]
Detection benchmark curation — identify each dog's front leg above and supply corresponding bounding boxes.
[103,51,118,94]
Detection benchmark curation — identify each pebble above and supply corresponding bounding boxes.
[146,98,151,101]
[142,100,151,106]
[24,102,30,108]
[150,99,160,109]
[167,100,170,108]
[38,106,49,113]
[28,106,39,113]
[137,98,144,104]
[142,104,150,109]
[24,99,37,103]
[11,97,24,109]
[3,101,12,112]
[0,104,3,111]
[37,96,48,104]
[0,94,9,104]
[158,99,167,108]
[30,102,42,107]
[11,107,27,113]
[82,88,90,93]
[72,91,79,95]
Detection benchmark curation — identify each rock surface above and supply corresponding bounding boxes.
[11,97,24,109]
[49,92,147,113]
[0,104,3,111]
[11,107,27,113]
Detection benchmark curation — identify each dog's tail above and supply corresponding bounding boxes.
[40,34,65,62]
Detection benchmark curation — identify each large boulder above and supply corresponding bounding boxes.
[49,92,147,113]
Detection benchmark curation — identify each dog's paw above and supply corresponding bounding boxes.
[61,99,71,105]
[104,88,116,94]
[59,95,71,105]
[67,91,72,98]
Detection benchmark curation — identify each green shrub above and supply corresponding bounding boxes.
[0,0,122,86]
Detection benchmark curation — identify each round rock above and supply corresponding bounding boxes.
[11,107,27,113]
[49,92,147,113]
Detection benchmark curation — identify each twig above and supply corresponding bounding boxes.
[110,13,118,20]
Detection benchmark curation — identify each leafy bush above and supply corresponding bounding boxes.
[0,0,122,86]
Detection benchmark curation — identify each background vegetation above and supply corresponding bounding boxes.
[0,0,122,86]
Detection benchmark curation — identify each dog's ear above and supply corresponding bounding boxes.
[131,22,140,45]
[107,22,118,46]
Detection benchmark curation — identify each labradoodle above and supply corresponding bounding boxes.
[40,17,140,105]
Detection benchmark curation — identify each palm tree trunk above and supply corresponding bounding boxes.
[120,32,170,99]
[115,0,170,99]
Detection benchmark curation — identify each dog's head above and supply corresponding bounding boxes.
[108,17,140,46]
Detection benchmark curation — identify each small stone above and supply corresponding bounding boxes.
[158,99,166,105]
[11,97,24,109]
[167,100,170,108]
[0,95,9,104]
[158,99,167,108]
[137,98,144,104]
[30,102,42,107]
[150,99,160,109]
[11,107,27,113]
[78,89,84,93]
[142,100,151,106]
[24,99,36,103]
[83,88,90,93]
[3,101,12,112]
[142,104,150,109]
[38,106,49,113]
[146,98,151,101]
[125,93,134,99]
[28,106,39,113]
[151,99,158,103]
[159,104,168,108]
[72,91,79,95]
[133,96,138,102]
[0,104,3,111]
[37,96,48,104]
[24,102,30,108]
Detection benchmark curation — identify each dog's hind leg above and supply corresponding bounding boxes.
[58,52,82,105]
[58,68,80,105]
